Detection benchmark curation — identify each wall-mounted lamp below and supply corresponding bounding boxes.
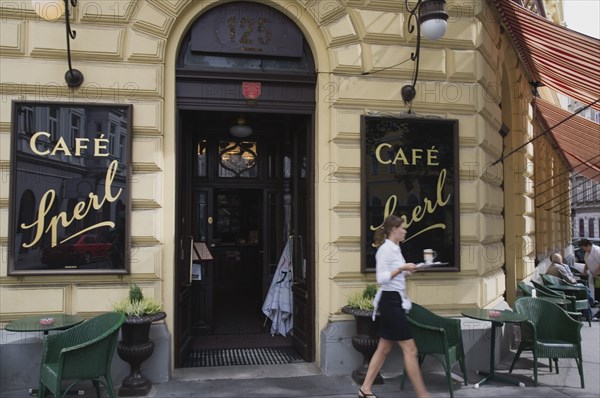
[401,0,448,109]
[229,116,253,138]
[32,0,84,87]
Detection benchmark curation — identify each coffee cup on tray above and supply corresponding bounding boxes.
[423,249,437,264]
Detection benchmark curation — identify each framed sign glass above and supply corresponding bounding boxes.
[361,115,460,272]
[8,102,132,275]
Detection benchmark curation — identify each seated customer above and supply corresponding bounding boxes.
[547,253,578,284]
[547,253,598,308]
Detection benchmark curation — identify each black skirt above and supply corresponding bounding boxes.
[377,291,413,341]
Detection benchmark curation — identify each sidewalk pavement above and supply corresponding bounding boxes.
[3,321,598,398]
[151,321,600,398]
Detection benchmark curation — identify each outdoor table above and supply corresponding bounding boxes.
[5,314,84,335]
[5,314,84,396]
[461,308,528,389]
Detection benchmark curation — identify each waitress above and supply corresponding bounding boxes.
[358,215,430,398]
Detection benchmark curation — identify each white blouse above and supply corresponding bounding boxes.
[372,239,412,319]
[376,239,409,292]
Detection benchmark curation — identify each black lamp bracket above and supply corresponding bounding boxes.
[400,1,448,111]
[64,0,83,87]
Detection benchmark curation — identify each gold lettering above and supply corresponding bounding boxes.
[74,138,89,156]
[375,143,392,164]
[19,162,123,249]
[20,190,55,248]
[50,137,72,156]
[30,132,51,156]
[375,143,441,166]
[393,148,409,165]
[411,149,423,164]
[104,160,122,201]
[369,195,397,230]
[437,169,450,207]
[427,146,439,166]
[94,134,110,157]
[370,169,452,234]
[411,204,424,223]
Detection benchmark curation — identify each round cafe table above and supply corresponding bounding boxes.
[461,308,528,389]
[5,314,85,396]
[5,314,84,335]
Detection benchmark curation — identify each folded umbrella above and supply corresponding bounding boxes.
[261,238,293,336]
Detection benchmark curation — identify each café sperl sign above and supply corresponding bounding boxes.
[361,116,460,272]
[9,102,132,275]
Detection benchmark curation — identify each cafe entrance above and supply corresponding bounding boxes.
[174,2,317,367]
[174,109,314,367]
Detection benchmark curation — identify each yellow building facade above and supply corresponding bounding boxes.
[0,0,573,379]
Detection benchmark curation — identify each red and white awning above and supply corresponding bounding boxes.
[494,0,600,111]
[533,98,600,183]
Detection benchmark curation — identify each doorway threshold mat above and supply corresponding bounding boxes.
[184,346,303,367]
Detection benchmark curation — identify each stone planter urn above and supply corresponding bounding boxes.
[117,312,166,396]
[342,306,383,385]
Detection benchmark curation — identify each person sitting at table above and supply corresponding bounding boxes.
[547,253,578,284]
[547,253,598,308]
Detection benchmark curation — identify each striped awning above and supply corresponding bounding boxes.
[533,98,600,183]
[494,0,600,111]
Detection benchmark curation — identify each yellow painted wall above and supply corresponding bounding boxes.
[0,0,571,369]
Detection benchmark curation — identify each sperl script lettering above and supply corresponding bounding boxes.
[20,160,122,248]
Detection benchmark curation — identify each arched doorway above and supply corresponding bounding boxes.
[174,2,316,367]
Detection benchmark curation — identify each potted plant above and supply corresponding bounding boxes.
[112,284,166,396]
[341,283,383,385]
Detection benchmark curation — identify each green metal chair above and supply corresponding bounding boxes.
[511,288,581,373]
[541,274,592,326]
[531,281,578,310]
[37,312,126,398]
[400,303,467,398]
[517,282,581,321]
[512,297,584,388]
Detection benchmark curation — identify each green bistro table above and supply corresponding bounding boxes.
[5,314,84,335]
[5,314,85,396]
[461,308,528,389]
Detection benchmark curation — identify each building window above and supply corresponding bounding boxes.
[196,139,208,177]
[590,219,595,238]
[19,107,35,134]
[579,219,585,237]
[108,122,117,154]
[48,107,59,141]
[585,180,594,202]
[575,178,584,202]
[70,114,81,149]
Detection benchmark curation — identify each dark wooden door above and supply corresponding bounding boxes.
[290,117,314,361]
[175,112,194,367]
[190,189,214,335]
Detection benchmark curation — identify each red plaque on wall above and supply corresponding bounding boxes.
[242,82,261,99]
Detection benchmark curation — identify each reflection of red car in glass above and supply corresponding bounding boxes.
[42,235,113,265]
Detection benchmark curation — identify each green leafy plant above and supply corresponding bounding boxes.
[112,283,162,317]
[346,283,377,310]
